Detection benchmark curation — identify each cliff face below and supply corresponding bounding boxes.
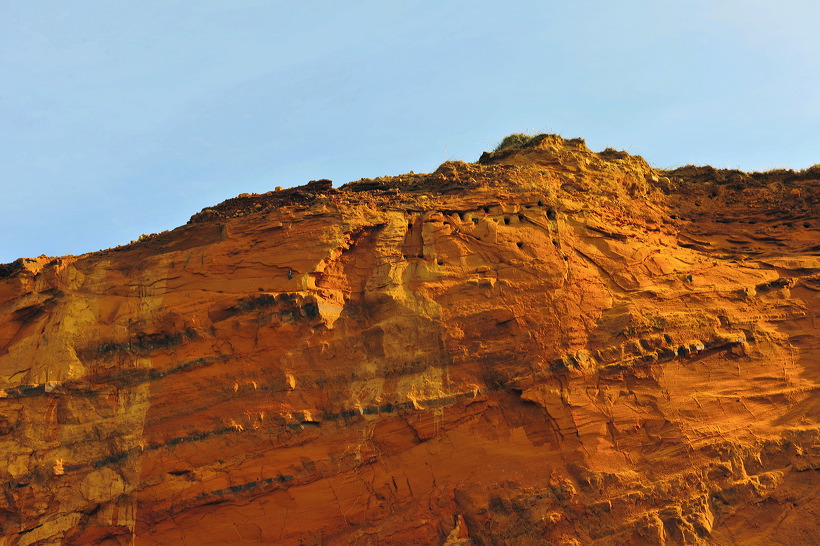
[1,135,818,545]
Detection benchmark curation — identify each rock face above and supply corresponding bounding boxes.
[1,135,818,545]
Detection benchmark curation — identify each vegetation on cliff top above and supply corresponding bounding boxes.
[493,133,540,152]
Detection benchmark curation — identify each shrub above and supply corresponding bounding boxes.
[494,133,537,152]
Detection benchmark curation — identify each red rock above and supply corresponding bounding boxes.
[0,135,818,544]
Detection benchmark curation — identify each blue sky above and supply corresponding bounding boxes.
[2,1,819,262]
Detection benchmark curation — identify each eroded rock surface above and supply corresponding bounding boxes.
[1,135,818,544]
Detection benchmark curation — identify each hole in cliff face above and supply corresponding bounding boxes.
[503,217,511,225]
[302,301,320,320]
[552,240,559,246]
[538,200,544,207]
[664,334,673,344]
[677,346,689,357]
[482,206,490,213]
[12,302,50,325]
[239,294,276,311]
[472,218,479,224]
[718,315,730,327]
[489,496,511,514]
[437,260,444,266]
[663,517,686,542]
[658,348,675,361]
[805,222,811,228]
[550,358,568,372]
[518,214,525,221]
[516,242,524,248]
[546,208,557,220]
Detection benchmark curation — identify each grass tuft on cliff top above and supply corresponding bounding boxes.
[493,133,540,152]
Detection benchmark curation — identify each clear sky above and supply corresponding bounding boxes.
[2,1,819,262]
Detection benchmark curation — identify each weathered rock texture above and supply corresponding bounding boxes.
[1,135,818,544]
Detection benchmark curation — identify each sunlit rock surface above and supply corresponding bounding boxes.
[1,135,818,544]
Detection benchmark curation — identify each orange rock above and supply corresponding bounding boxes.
[0,135,818,544]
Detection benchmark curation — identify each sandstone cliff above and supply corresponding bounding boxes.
[0,135,818,544]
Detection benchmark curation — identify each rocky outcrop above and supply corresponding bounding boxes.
[1,134,818,544]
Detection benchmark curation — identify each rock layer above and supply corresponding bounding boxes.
[1,135,818,544]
